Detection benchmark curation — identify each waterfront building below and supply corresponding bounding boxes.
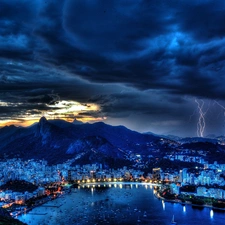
[170,183,180,194]
[197,186,206,196]
[179,168,187,183]
[152,168,161,181]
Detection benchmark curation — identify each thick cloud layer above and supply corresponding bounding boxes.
[1,0,225,136]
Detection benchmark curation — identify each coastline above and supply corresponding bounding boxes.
[16,181,225,220]
[16,181,225,225]
[154,191,225,211]
[13,194,64,218]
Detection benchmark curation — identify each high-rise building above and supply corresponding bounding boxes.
[179,168,187,183]
[152,168,161,181]
[68,170,72,182]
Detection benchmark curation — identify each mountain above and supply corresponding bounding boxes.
[179,137,219,144]
[0,125,19,142]
[48,119,74,128]
[1,117,225,167]
[72,118,83,125]
[0,124,34,150]
[144,132,181,141]
[0,117,166,167]
[67,122,161,153]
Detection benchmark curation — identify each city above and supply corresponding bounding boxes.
[0,156,225,223]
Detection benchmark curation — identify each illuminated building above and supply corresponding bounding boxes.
[179,168,187,183]
[152,168,161,181]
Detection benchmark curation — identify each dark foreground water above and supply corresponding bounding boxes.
[18,183,224,225]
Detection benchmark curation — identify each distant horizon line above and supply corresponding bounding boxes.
[0,116,224,140]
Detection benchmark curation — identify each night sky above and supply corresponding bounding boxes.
[1,0,225,137]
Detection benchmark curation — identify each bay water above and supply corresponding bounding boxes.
[18,183,224,225]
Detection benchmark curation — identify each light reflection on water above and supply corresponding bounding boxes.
[18,183,225,225]
[210,209,214,219]
[162,200,165,211]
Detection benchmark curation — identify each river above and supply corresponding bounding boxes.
[18,183,225,225]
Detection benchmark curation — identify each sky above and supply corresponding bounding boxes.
[1,0,225,137]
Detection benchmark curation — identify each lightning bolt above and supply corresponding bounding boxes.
[195,99,207,137]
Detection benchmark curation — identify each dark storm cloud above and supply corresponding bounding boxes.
[1,0,225,135]
[1,0,225,95]
[0,102,51,120]
[175,1,225,41]
[89,91,191,120]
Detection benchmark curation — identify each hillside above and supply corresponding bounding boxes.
[0,117,164,167]
[0,117,225,167]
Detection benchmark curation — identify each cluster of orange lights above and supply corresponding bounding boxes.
[15,200,24,205]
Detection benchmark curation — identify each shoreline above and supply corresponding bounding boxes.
[16,181,225,219]
[13,194,63,218]
[154,191,225,211]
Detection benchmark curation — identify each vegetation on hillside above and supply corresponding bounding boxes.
[0,180,37,193]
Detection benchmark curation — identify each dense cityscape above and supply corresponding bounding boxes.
[1,118,225,224]
[0,154,225,224]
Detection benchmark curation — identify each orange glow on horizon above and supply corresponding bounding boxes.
[0,100,106,128]
[0,119,39,128]
[0,116,107,128]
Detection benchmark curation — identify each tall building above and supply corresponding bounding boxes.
[67,170,72,182]
[179,168,188,183]
[152,168,161,181]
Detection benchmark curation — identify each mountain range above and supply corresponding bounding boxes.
[1,117,225,168]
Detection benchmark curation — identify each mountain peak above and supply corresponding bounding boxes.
[35,117,51,141]
[72,118,83,125]
[39,116,47,124]
[1,124,17,130]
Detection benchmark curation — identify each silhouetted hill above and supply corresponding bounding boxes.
[67,122,160,154]
[144,132,181,141]
[180,141,225,163]
[181,142,218,150]
[0,117,163,166]
[0,207,26,225]
[0,125,18,140]
[180,137,218,144]
[0,125,34,150]
[48,119,76,128]
[1,117,225,167]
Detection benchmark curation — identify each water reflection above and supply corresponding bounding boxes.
[18,183,224,225]
[210,209,214,219]
[162,200,165,210]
